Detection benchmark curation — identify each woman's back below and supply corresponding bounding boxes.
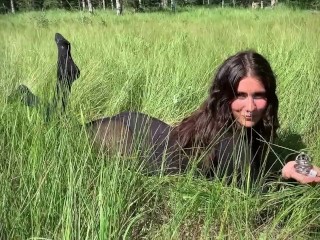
[87,111,187,174]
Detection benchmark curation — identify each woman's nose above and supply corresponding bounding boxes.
[245,97,257,111]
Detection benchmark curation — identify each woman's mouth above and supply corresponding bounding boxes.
[244,114,254,120]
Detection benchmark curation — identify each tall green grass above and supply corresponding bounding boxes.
[0,7,320,239]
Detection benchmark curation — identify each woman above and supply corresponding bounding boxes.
[89,50,320,184]
[9,34,319,184]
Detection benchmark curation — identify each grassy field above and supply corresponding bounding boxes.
[1,7,320,239]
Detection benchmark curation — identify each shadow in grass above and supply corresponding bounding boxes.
[275,129,306,160]
[118,79,144,113]
[0,222,8,240]
[266,130,306,186]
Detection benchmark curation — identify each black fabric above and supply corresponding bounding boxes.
[55,33,80,111]
[92,111,272,181]
[206,128,267,183]
[93,112,186,173]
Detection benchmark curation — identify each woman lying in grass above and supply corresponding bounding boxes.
[9,34,320,185]
[91,50,320,185]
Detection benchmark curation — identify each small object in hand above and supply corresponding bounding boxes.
[294,152,318,177]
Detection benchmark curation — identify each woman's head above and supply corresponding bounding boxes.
[207,50,279,138]
[173,50,279,148]
[230,76,267,127]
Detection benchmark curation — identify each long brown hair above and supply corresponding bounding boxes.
[171,50,279,150]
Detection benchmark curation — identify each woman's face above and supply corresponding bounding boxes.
[231,76,268,127]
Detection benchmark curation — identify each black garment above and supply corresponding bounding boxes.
[88,111,188,173]
[207,128,266,183]
[89,111,270,181]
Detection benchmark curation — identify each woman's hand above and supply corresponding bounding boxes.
[282,161,320,184]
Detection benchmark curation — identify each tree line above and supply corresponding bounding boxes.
[0,0,319,15]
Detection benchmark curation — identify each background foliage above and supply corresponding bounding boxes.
[1,0,320,14]
[0,7,320,239]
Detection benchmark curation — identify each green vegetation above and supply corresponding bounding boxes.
[0,8,320,239]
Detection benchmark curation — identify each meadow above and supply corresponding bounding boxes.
[0,7,320,239]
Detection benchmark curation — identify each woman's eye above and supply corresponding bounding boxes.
[253,93,266,99]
